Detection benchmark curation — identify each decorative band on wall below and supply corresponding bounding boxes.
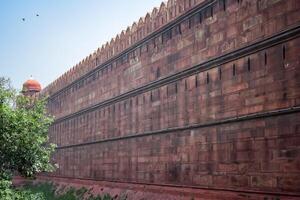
[53,24,300,125]
[56,106,300,149]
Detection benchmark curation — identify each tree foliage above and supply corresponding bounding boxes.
[0,77,56,180]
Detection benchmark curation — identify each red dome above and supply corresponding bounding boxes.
[22,78,42,93]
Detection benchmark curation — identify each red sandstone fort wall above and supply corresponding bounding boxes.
[49,37,300,147]
[45,0,300,121]
[44,0,300,198]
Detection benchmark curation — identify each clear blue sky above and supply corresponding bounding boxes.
[0,0,162,90]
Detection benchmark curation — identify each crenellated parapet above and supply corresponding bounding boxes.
[41,0,205,97]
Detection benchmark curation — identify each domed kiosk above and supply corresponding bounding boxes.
[22,77,42,97]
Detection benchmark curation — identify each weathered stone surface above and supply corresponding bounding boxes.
[44,0,300,199]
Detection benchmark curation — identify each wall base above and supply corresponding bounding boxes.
[13,176,300,200]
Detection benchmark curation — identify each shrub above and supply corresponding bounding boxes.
[0,180,46,200]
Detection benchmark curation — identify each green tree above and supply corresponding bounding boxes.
[0,77,55,180]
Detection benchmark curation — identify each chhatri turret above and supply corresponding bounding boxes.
[21,76,42,97]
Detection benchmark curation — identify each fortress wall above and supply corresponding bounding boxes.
[51,111,300,193]
[45,0,300,119]
[48,37,300,147]
[47,29,300,196]
[44,0,300,198]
